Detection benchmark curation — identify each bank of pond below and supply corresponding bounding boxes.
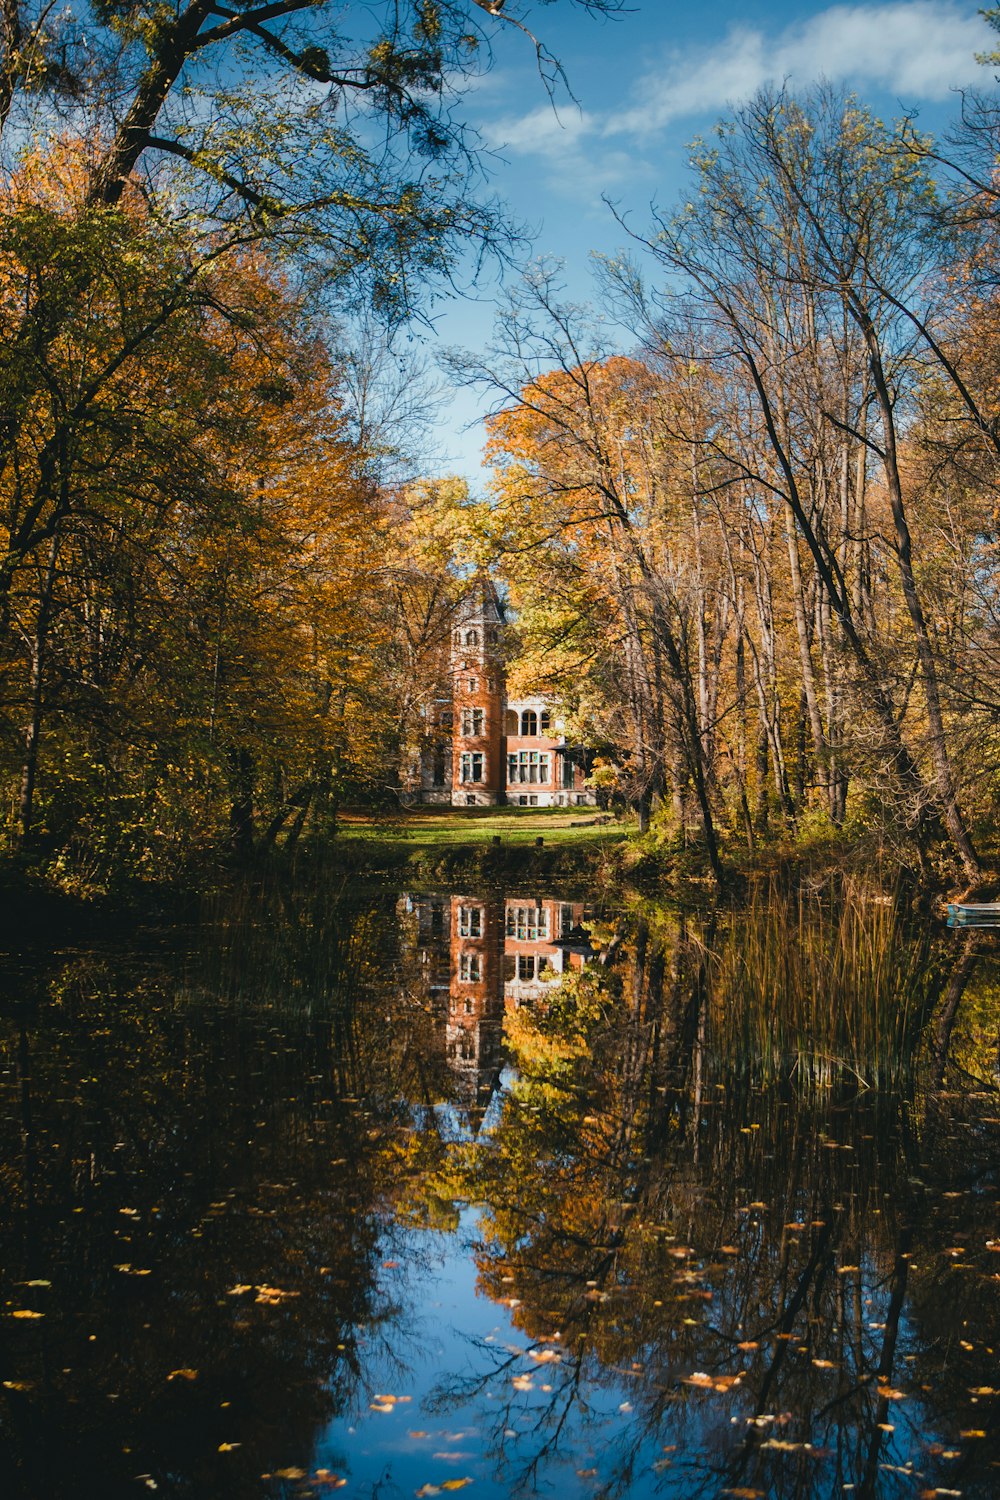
[0,872,997,1498]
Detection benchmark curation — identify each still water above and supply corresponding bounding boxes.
[0,875,998,1499]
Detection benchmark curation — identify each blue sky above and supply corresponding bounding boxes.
[420,0,997,484]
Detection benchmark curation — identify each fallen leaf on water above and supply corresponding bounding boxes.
[227,1285,252,1296]
[720,1245,739,1255]
[960,1429,986,1438]
[218,1443,240,1452]
[9,1310,44,1319]
[512,1375,534,1392]
[527,1349,561,1364]
[837,1266,860,1276]
[737,1341,759,1351]
[415,1487,441,1498]
[409,1431,430,1440]
[255,1285,298,1305]
[722,1489,766,1498]
[274,1469,307,1480]
[812,1359,838,1370]
[22,1280,51,1288]
[2,1380,34,1390]
[683,1372,742,1393]
[167,1369,197,1382]
[312,1473,347,1489]
[969,1386,998,1395]
[440,1483,472,1492]
[371,1401,395,1414]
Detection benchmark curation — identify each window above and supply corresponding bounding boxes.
[540,709,551,735]
[465,629,479,648]
[507,751,550,785]
[506,905,549,942]
[518,954,535,982]
[558,903,576,938]
[467,677,478,693]
[461,708,485,738]
[459,953,481,982]
[460,752,484,783]
[432,744,447,787]
[458,906,482,938]
[520,709,538,736]
[561,753,575,788]
[503,954,516,982]
[464,998,474,1014]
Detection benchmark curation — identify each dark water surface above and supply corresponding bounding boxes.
[0,876,998,1499]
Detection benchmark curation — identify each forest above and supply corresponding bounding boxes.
[2,0,1000,894]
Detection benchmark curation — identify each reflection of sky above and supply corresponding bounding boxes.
[313,1207,667,1498]
[311,1160,948,1498]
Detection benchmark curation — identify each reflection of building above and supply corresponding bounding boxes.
[401,893,597,1115]
[403,578,596,808]
[446,895,504,1110]
[503,899,591,1005]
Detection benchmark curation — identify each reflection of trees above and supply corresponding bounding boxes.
[1,876,997,1498]
[0,876,454,1499]
[448,900,1000,1498]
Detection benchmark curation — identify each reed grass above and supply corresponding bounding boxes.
[706,877,940,1090]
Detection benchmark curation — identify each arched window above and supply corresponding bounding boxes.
[504,709,518,736]
[465,628,479,648]
[540,709,551,735]
[520,709,538,736]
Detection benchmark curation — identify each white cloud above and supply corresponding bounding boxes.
[608,2,992,138]
[484,102,593,161]
[486,1,992,165]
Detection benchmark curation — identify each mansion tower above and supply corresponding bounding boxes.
[404,578,596,809]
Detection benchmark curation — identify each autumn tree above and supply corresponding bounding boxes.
[622,88,986,876]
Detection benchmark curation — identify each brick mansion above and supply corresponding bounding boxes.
[402,578,597,808]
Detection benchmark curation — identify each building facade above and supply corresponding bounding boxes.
[404,578,596,808]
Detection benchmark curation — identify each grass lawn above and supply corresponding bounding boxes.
[338,805,636,849]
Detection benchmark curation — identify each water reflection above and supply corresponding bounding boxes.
[0,877,997,1498]
[403,894,596,1121]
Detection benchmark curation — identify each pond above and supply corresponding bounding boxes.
[0,873,998,1499]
